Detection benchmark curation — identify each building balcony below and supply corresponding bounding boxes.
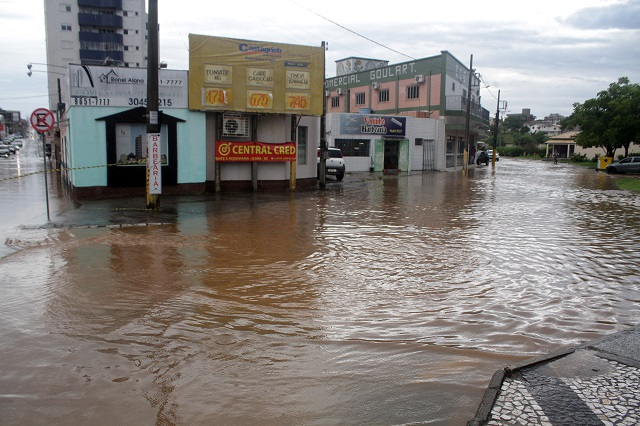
[80,49,123,63]
[78,0,122,9]
[79,31,123,44]
[78,12,123,28]
[445,96,490,123]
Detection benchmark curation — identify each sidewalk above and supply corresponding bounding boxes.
[468,326,640,425]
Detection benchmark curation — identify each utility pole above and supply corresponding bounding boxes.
[464,54,473,173]
[319,41,327,189]
[146,0,160,209]
[492,90,500,167]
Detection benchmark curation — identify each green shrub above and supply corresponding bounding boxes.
[499,146,523,157]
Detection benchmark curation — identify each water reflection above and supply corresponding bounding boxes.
[1,158,639,424]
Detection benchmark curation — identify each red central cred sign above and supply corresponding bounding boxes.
[215,141,296,162]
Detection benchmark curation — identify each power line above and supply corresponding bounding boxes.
[0,94,50,101]
[478,74,500,101]
[289,0,416,61]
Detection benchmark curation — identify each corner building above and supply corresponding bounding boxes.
[324,51,490,172]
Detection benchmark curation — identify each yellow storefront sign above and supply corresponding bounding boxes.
[189,34,324,115]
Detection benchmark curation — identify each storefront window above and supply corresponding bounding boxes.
[335,139,370,157]
[297,126,307,165]
[115,123,169,166]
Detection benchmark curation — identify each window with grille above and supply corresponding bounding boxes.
[355,92,365,105]
[378,89,389,103]
[408,85,420,100]
[331,97,340,108]
[335,139,370,157]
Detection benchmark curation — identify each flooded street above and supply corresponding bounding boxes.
[1,140,640,425]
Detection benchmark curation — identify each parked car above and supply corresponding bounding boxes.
[487,149,499,161]
[0,145,10,158]
[317,147,346,181]
[476,150,489,166]
[606,156,640,174]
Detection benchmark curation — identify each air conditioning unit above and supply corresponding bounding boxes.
[371,82,380,90]
[336,88,344,95]
[222,113,250,137]
[415,74,424,83]
[325,90,330,97]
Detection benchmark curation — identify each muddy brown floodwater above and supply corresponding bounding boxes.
[1,146,640,425]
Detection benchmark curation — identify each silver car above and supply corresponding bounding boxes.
[606,156,640,174]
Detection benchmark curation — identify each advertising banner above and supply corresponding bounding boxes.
[189,34,324,115]
[215,141,296,162]
[147,133,162,194]
[339,114,406,137]
[69,65,188,108]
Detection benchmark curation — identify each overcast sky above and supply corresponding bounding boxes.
[1,0,638,121]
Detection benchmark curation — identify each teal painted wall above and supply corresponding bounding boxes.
[170,109,206,184]
[67,107,113,187]
[66,107,206,188]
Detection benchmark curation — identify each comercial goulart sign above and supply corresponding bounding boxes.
[215,141,296,162]
[188,34,324,115]
[340,114,406,137]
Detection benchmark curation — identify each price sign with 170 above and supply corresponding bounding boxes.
[204,88,232,107]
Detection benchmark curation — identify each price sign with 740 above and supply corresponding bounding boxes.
[287,93,310,111]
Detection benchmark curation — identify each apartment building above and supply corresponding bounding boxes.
[43,0,148,111]
[324,51,490,171]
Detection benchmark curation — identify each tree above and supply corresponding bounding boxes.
[565,77,640,157]
[503,115,528,134]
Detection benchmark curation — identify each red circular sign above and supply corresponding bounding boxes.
[30,108,56,133]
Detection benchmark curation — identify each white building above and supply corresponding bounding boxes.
[325,113,446,173]
[529,123,563,136]
[44,0,148,111]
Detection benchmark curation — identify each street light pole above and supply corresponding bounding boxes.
[41,131,50,222]
[492,90,501,167]
[464,54,473,173]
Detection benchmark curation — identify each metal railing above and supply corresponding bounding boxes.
[445,96,490,122]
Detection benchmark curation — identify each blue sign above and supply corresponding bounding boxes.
[339,114,406,137]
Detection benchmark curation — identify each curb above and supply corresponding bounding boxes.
[467,326,640,425]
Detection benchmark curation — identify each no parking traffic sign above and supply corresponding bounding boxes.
[30,108,56,133]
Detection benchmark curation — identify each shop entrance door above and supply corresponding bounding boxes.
[384,140,399,170]
[423,139,435,171]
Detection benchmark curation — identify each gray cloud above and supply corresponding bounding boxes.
[563,0,640,29]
